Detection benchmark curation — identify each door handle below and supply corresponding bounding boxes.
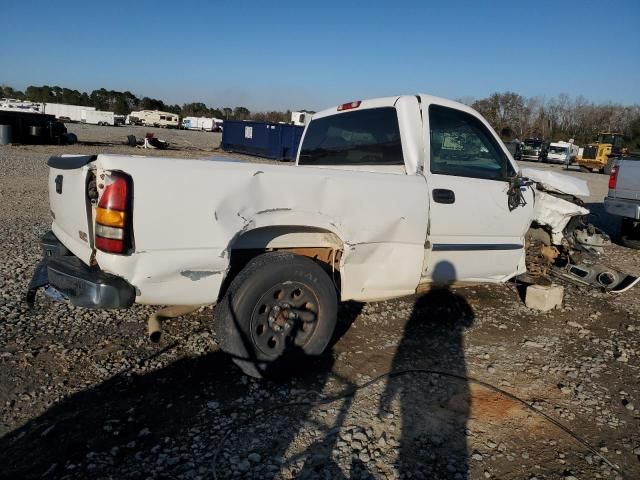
[432,189,455,204]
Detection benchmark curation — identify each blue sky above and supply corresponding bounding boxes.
[1,0,638,111]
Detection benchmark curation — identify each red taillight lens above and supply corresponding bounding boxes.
[608,166,618,189]
[337,101,361,111]
[95,236,124,253]
[96,172,131,254]
[98,175,128,210]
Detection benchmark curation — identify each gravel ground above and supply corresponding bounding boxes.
[67,122,223,153]
[0,135,638,480]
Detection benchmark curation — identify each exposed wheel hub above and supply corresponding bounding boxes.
[268,303,293,332]
[250,282,319,358]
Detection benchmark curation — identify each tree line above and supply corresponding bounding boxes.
[2,84,639,147]
[470,92,640,148]
[0,84,270,121]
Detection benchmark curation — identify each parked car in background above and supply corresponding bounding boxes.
[521,138,548,162]
[604,156,640,249]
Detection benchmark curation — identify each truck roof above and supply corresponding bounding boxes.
[312,94,477,120]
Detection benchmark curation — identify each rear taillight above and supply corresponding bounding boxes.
[608,165,619,189]
[337,101,361,111]
[95,172,131,254]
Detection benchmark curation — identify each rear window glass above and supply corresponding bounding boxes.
[299,107,404,166]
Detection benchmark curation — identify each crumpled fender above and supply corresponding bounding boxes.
[521,167,590,197]
[532,191,589,244]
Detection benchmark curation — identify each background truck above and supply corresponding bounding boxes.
[0,110,68,145]
[29,94,610,377]
[83,110,115,126]
[604,156,640,249]
[521,138,548,162]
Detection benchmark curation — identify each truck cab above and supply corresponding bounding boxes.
[297,95,534,284]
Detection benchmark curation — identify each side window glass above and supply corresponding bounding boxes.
[429,105,513,180]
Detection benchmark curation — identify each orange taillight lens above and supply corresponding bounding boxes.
[96,207,125,228]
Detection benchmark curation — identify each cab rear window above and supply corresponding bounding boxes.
[299,107,404,166]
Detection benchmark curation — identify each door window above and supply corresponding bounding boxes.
[429,105,514,180]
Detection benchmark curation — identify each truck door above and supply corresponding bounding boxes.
[422,101,535,283]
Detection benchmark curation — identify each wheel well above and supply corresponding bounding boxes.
[217,227,344,302]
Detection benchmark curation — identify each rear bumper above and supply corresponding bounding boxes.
[604,196,640,220]
[27,231,136,309]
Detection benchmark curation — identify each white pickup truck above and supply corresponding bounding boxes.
[604,156,640,249]
[27,94,618,377]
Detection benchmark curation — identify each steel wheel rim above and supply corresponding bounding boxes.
[249,281,319,358]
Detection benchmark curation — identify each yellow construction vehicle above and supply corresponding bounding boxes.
[577,132,626,174]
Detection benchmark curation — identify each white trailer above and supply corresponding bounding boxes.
[44,103,95,122]
[181,116,215,131]
[129,110,179,128]
[83,110,115,126]
[291,111,310,126]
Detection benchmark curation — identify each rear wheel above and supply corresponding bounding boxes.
[214,251,338,378]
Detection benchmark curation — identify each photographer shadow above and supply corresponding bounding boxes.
[380,261,475,478]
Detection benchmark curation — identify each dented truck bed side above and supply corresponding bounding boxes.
[93,154,429,304]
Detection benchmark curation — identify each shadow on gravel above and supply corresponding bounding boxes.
[379,261,474,478]
[0,304,362,480]
[0,276,476,479]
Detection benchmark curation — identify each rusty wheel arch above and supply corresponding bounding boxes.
[217,227,344,302]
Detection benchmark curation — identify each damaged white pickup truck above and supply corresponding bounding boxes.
[27,94,637,377]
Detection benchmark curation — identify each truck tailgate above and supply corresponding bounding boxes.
[615,159,640,200]
[47,156,95,264]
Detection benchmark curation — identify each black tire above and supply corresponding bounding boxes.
[621,218,640,250]
[214,252,338,378]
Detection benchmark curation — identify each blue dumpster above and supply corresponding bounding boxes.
[221,120,304,161]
